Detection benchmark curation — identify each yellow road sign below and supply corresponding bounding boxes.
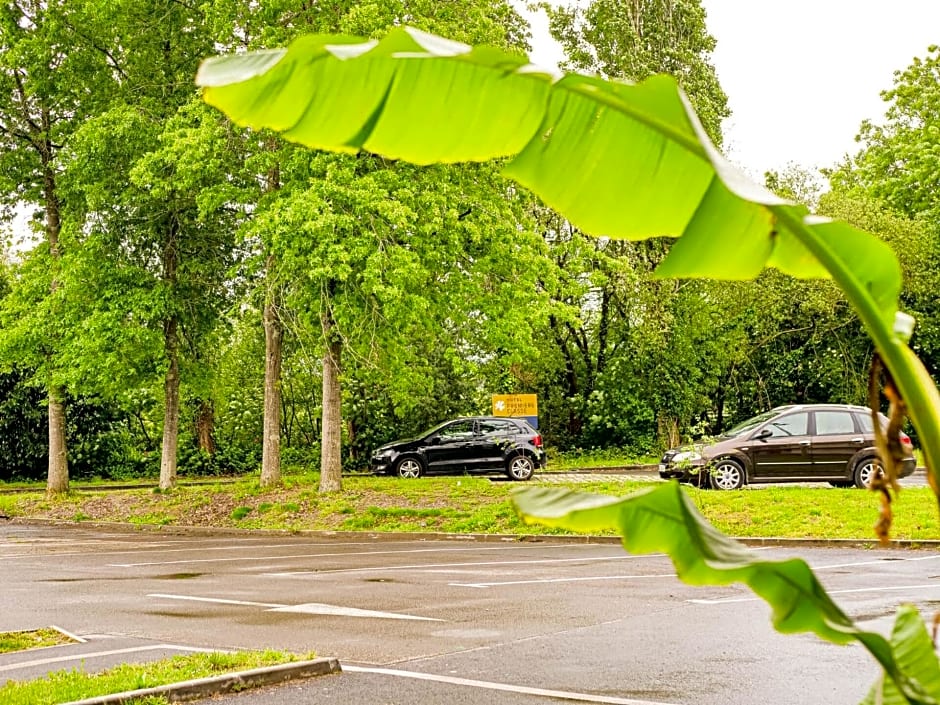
[492,394,538,417]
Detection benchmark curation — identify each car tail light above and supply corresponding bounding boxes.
[532,434,542,448]
[900,431,912,447]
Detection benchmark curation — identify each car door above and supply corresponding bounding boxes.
[810,410,865,479]
[424,420,477,473]
[476,419,514,470]
[746,412,812,479]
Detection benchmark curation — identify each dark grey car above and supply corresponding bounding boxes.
[659,403,916,490]
[371,416,547,481]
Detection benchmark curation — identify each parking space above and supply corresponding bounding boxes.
[2,523,939,703]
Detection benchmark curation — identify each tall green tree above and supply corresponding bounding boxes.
[540,0,729,145]
[529,0,731,450]
[832,45,940,225]
[61,2,241,490]
[0,0,118,492]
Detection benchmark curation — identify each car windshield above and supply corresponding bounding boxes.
[722,409,782,438]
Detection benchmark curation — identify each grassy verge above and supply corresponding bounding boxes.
[1,473,938,541]
[0,650,309,705]
[0,629,74,654]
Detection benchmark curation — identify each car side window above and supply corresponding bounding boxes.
[439,420,475,439]
[814,411,856,435]
[765,413,808,437]
[479,420,511,435]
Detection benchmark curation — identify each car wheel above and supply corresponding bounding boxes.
[709,459,745,490]
[853,457,882,489]
[395,457,423,479]
[506,455,535,481]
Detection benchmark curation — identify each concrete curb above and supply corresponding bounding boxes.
[61,657,341,704]
[9,516,940,549]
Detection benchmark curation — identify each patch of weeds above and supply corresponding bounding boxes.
[231,506,252,520]
[72,511,90,522]
[129,514,173,526]
[0,629,74,654]
[279,502,300,513]
[257,502,274,514]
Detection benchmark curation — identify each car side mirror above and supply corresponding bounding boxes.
[427,435,441,445]
[753,428,772,441]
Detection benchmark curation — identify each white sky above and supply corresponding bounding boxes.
[520,1,940,179]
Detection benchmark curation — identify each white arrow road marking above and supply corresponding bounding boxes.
[147,593,442,621]
[269,603,442,621]
[343,666,678,705]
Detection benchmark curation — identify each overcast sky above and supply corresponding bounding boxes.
[520,1,940,179]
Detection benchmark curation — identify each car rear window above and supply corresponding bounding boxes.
[814,411,856,435]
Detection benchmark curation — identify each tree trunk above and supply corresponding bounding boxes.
[657,414,681,450]
[43,127,69,494]
[195,399,216,454]
[46,389,68,494]
[261,261,283,488]
[160,317,181,490]
[319,302,343,493]
[159,221,180,491]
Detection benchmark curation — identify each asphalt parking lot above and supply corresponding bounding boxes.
[3,521,940,704]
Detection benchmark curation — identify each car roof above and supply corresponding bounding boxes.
[770,403,871,413]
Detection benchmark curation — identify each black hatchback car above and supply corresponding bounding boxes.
[371,416,546,480]
[659,403,916,490]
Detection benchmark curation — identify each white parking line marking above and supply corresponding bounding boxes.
[450,573,676,588]
[343,665,677,705]
[688,583,940,605]
[811,555,940,571]
[0,539,469,561]
[266,554,660,578]
[0,644,217,673]
[111,543,571,568]
[147,593,441,621]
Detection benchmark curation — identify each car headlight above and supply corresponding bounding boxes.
[671,451,702,463]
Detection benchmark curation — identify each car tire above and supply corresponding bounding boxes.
[709,458,745,490]
[853,457,882,489]
[506,455,535,481]
[395,457,424,479]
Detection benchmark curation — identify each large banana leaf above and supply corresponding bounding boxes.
[513,483,939,704]
[862,605,940,705]
[196,26,940,484]
[196,26,940,703]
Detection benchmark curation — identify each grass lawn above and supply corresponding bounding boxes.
[0,650,310,705]
[1,473,937,541]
